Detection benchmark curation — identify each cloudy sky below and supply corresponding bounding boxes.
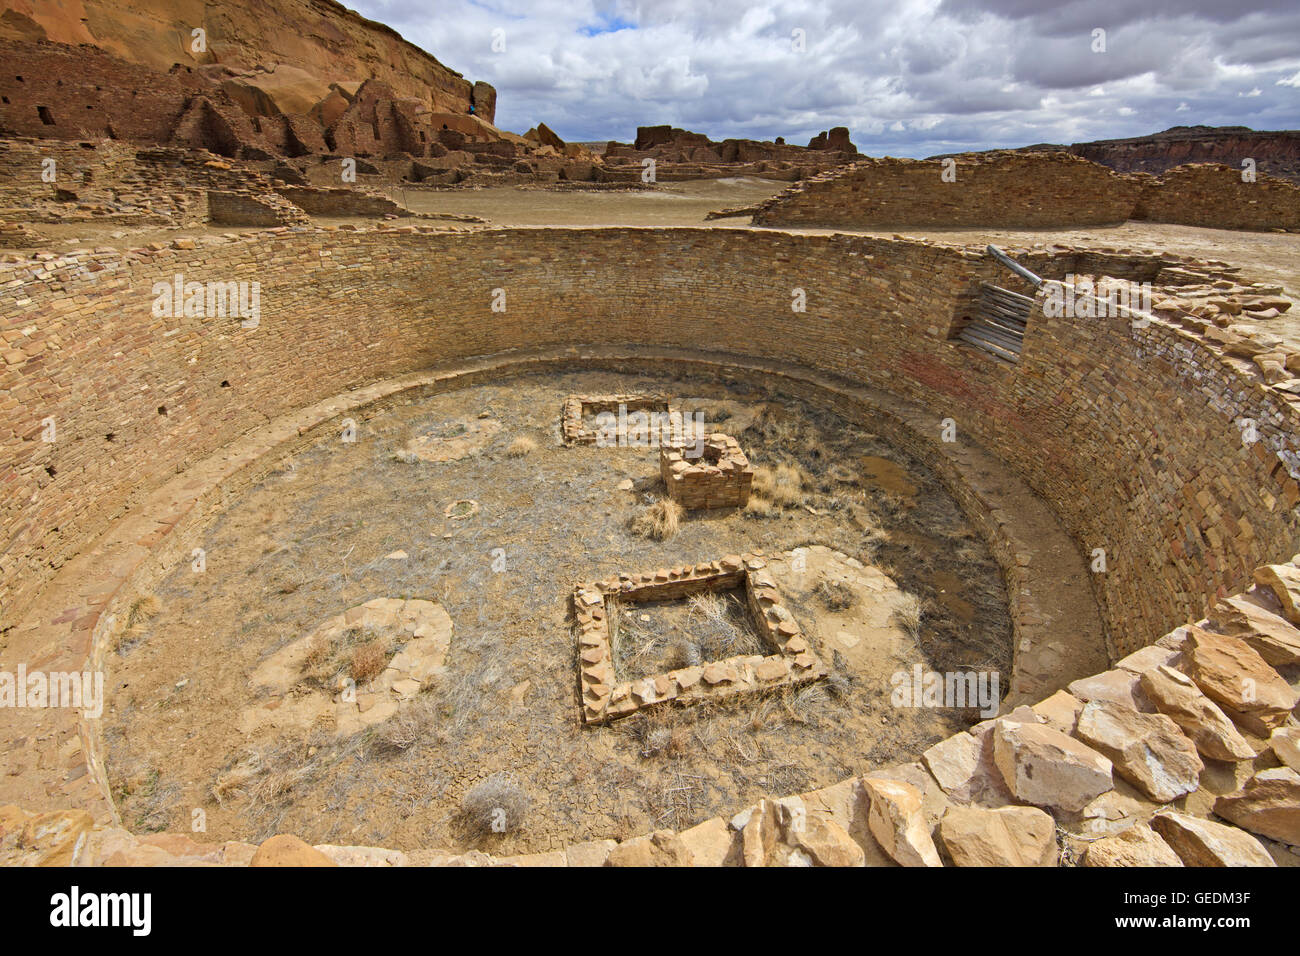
[350,0,1300,155]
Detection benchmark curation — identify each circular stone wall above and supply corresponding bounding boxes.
[2,225,1298,836]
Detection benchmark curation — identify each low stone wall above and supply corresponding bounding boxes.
[575,554,825,724]
[753,153,1300,232]
[207,189,305,227]
[1135,164,1300,231]
[273,185,413,218]
[752,152,1140,229]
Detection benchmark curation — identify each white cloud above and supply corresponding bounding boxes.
[349,0,1300,154]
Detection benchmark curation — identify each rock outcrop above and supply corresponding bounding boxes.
[1083,824,1184,867]
[1022,126,1300,185]
[1073,699,1204,802]
[0,0,491,121]
[1150,812,1276,867]
[938,806,1057,866]
[0,0,517,186]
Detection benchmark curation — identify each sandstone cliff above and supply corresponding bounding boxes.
[0,0,494,120]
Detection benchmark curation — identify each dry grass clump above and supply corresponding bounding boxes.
[301,625,394,689]
[113,762,179,832]
[128,594,162,627]
[749,463,808,510]
[114,593,162,651]
[816,578,858,612]
[826,649,855,699]
[785,683,830,722]
[747,693,784,733]
[893,591,926,641]
[663,635,703,670]
[632,709,692,759]
[460,772,529,835]
[211,759,261,807]
[370,698,437,755]
[211,734,336,810]
[630,497,683,540]
[506,434,537,458]
[686,591,765,659]
[349,639,389,684]
[302,631,332,673]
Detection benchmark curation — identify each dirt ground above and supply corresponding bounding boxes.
[102,368,1013,854]
[393,177,782,228]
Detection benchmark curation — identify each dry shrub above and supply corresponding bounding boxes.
[781,683,830,724]
[826,649,854,699]
[128,594,162,626]
[211,760,259,807]
[114,593,162,650]
[633,710,691,759]
[826,670,853,699]
[115,763,178,832]
[893,592,925,640]
[371,698,437,754]
[663,635,703,670]
[302,632,332,675]
[506,435,537,458]
[750,463,807,509]
[817,578,858,612]
[630,498,683,540]
[301,624,393,688]
[460,772,529,835]
[748,694,783,733]
[349,639,389,684]
[211,739,322,810]
[687,591,764,658]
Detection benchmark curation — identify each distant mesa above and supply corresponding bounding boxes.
[932,126,1300,185]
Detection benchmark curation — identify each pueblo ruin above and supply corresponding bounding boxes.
[0,0,1297,874]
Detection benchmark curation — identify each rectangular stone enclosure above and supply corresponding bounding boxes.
[661,433,753,509]
[574,553,827,724]
[562,393,674,446]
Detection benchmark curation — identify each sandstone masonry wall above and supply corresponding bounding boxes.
[752,152,1140,229]
[2,227,1298,663]
[0,139,315,228]
[1135,164,1300,230]
[754,153,1300,232]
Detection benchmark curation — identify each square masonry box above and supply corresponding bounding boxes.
[573,552,827,724]
[661,433,753,510]
[562,393,680,447]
